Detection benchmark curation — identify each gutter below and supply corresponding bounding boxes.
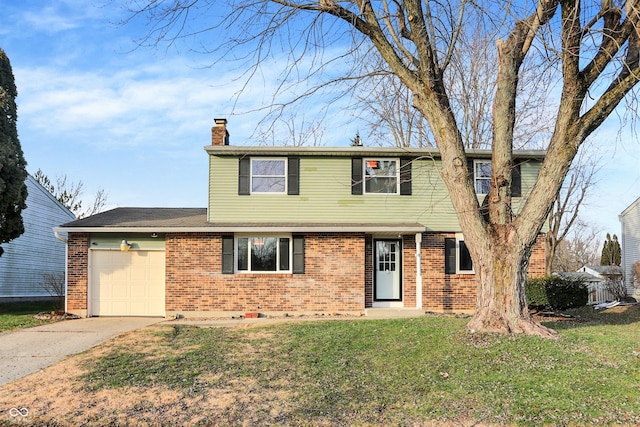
[53,225,427,234]
[54,230,67,243]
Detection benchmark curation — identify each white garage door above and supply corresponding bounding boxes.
[90,250,165,316]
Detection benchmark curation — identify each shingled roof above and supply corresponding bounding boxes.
[60,208,208,228]
[55,207,425,233]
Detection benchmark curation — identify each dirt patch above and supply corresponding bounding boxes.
[0,325,299,426]
[33,311,81,321]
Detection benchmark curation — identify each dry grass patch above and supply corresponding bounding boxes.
[0,325,299,426]
[1,309,639,426]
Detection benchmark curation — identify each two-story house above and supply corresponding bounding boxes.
[55,119,545,318]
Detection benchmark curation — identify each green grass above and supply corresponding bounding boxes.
[0,301,58,332]
[80,306,640,426]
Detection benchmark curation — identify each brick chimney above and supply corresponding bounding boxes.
[211,118,229,146]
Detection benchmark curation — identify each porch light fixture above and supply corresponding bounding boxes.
[120,240,131,252]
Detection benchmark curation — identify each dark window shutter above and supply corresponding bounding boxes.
[400,157,412,195]
[352,158,363,195]
[511,162,522,197]
[445,238,456,274]
[288,157,300,195]
[238,157,250,195]
[459,240,473,271]
[222,235,234,274]
[293,236,305,274]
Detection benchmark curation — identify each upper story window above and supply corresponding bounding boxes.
[252,158,286,193]
[351,157,412,196]
[364,158,399,194]
[238,157,299,196]
[471,159,523,197]
[474,160,492,195]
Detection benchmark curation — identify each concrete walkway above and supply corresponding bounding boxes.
[0,317,162,386]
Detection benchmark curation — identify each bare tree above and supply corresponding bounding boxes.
[255,111,327,146]
[33,169,108,219]
[357,23,556,150]
[356,69,435,148]
[545,145,601,274]
[125,1,640,336]
[357,19,598,278]
[553,219,602,273]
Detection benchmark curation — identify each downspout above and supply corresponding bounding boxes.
[54,230,68,314]
[415,233,422,309]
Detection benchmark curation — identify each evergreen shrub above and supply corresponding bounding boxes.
[526,276,588,310]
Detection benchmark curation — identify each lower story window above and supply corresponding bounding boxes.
[445,234,474,274]
[237,236,290,272]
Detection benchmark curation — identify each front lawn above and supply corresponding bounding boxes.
[0,301,57,333]
[71,305,640,426]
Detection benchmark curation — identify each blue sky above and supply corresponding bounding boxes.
[1,1,639,241]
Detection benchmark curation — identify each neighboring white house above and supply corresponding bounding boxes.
[557,265,622,304]
[0,174,75,301]
[620,197,640,300]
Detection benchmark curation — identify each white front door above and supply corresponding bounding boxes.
[374,240,402,301]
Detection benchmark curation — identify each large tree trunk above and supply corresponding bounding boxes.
[466,227,558,338]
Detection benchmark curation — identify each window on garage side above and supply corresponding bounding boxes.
[238,157,299,195]
[251,158,286,193]
[221,235,304,274]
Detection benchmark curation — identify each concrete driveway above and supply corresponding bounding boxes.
[0,317,163,386]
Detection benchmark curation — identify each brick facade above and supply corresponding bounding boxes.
[165,232,365,315]
[65,231,546,317]
[66,233,89,316]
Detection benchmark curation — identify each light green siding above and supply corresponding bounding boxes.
[89,233,166,251]
[208,155,542,232]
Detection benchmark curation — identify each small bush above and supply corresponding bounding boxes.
[526,276,588,310]
[41,272,65,311]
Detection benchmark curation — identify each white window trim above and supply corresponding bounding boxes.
[363,157,400,195]
[456,233,474,274]
[250,157,287,194]
[474,160,491,195]
[235,233,292,273]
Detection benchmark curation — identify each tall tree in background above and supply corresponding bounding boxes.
[33,169,108,219]
[545,146,600,274]
[0,49,27,257]
[357,25,555,149]
[553,220,601,272]
[600,233,622,266]
[127,1,640,336]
